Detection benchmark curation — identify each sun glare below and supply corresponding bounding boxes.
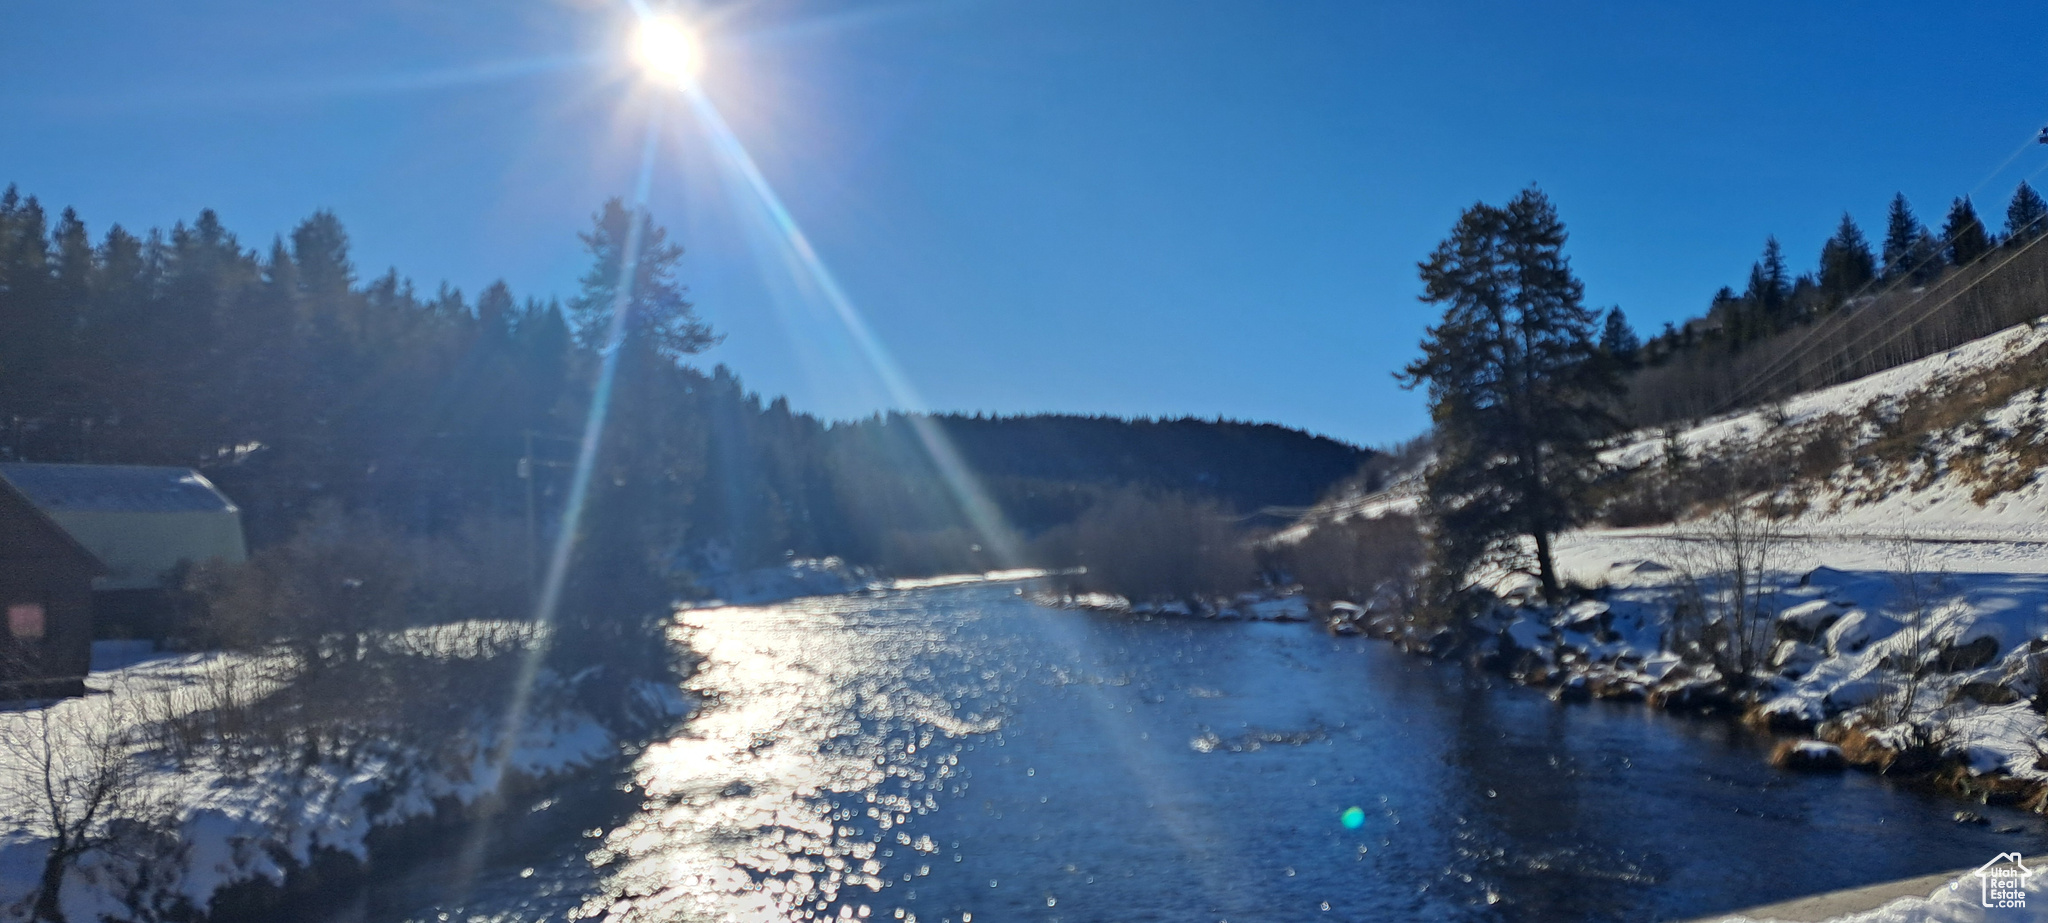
[635,16,704,86]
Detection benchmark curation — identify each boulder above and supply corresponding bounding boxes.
[1952,681,2021,706]
[1770,640,1823,677]
[1550,674,1592,703]
[1937,636,2002,673]
[1560,600,1611,634]
[1769,739,1846,772]
[1777,600,1846,643]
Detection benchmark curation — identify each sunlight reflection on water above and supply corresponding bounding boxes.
[373,583,2047,923]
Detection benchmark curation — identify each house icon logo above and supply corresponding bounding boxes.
[1974,852,2036,909]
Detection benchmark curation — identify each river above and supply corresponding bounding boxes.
[333,581,2044,922]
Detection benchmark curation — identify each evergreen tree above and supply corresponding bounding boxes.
[475,280,515,342]
[567,198,717,363]
[1398,187,1618,603]
[1599,306,1641,369]
[2006,182,2048,247]
[1817,213,1876,303]
[1943,196,1993,267]
[1881,193,1928,282]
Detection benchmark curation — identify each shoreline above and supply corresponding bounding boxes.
[1685,868,1973,922]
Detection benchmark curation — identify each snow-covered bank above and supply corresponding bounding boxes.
[689,558,1056,607]
[1287,314,2048,817]
[0,638,689,923]
[1033,589,1313,622]
[1709,866,2048,923]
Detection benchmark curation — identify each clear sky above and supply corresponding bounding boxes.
[7,1,2048,447]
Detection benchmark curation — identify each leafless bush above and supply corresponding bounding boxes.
[1265,512,1423,608]
[1667,505,1790,685]
[1036,488,1255,601]
[189,505,532,674]
[2,702,173,922]
[1873,540,1950,727]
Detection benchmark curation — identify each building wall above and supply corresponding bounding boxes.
[46,509,248,591]
[0,495,97,698]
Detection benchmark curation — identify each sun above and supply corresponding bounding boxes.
[635,16,704,87]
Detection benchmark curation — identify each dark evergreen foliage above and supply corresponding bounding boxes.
[1943,196,1994,268]
[1882,193,1927,282]
[1817,213,1876,303]
[1599,307,1641,370]
[2007,182,2048,247]
[0,187,1368,634]
[1398,187,1618,603]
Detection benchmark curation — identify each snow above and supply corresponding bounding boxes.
[1714,872,2048,922]
[694,557,876,605]
[1282,316,2048,803]
[0,627,661,922]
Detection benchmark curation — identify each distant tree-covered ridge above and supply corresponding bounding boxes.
[0,187,1369,594]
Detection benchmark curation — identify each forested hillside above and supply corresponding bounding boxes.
[1622,182,2048,425]
[0,187,1367,589]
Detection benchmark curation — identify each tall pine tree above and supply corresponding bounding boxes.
[1943,196,1993,267]
[2007,182,2047,247]
[567,198,718,364]
[1882,193,1929,282]
[1398,187,1618,604]
[1599,306,1641,369]
[1817,213,1876,303]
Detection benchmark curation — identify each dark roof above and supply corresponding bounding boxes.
[0,476,106,572]
[0,463,239,515]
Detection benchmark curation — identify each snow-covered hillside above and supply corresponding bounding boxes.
[1291,315,2048,810]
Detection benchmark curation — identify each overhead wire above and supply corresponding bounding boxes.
[1709,127,2048,413]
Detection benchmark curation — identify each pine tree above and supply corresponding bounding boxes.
[2006,182,2048,247]
[1817,213,1876,303]
[1735,237,1791,340]
[1943,196,1993,267]
[1882,193,1927,282]
[568,198,717,363]
[475,280,515,342]
[1398,187,1618,604]
[1599,306,1641,369]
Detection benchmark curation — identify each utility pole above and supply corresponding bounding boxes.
[519,430,579,606]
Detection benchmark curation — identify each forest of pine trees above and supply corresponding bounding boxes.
[1621,181,2048,425]
[0,187,1369,610]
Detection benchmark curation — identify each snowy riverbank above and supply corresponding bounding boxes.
[0,631,689,923]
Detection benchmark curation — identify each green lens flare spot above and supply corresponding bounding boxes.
[1341,806,1365,830]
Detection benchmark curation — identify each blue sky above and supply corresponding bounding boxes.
[6,1,2047,446]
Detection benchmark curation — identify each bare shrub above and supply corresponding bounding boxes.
[187,502,424,674]
[1667,505,1790,686]
[1873,540,1949,727]
[2,702,171,922]
[1038,488,1255,601]
[1266,512,1423,608]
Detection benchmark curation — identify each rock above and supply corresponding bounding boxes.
[1953,682,2021,706]
[1777,600,1846,642]
[1550,674,1591,703]
[1769,640,1822,677]
[1937,636,2002,673]
[1560,600,1610,634]
[1954,810,1989,826]
[1770,739,1846,772]
[1746,703,1818,735]
[1649,677,1736,714]
[1823,610,1878,657]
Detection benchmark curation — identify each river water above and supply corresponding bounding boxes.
[343,582,2043,922]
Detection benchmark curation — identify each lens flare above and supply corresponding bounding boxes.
[636,16,704,86]
[1341,806,1366,829]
